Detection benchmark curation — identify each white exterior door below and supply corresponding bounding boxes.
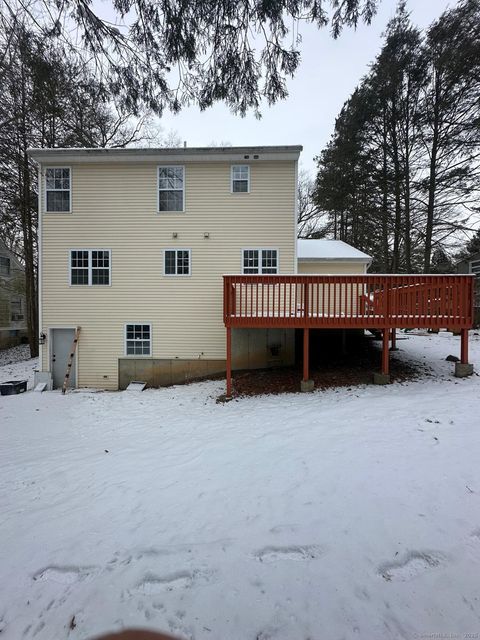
[51,328,76,389]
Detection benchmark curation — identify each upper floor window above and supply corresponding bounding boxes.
[125,323,151,356]
[0,255,11,277]
[243,249,278,274]
[158,166,184,212]
[70,249,110,286]
[164,249,191,276]
[231,165,250,193]
[45,168,71,212]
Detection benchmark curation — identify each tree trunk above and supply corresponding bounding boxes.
[19,55,38,357]
[381,110,389,271]
[390,100,402,272]
[424,72,441,274]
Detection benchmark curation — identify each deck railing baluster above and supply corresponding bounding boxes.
[222,275,474,331]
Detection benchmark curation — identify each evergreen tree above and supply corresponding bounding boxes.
[313,0,480,275]
[0,0,379,116]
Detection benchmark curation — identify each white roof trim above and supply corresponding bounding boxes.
[28,145,302,164]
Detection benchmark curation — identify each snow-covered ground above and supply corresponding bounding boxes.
[0,344,37,388]
[1,332,479,640]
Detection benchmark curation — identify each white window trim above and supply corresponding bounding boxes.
[231,164,250,194]
[124,322,152,357]
[241,248,280,274]
[157,165,185,213]
[163,248,192,277]
[68,249,112,287]
[44,166,72,214]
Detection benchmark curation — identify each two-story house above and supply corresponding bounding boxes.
[0,238,27,349]
[29,146,307,390]
[29,145,475,393]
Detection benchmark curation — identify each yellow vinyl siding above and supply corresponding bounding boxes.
[297,260,368,317]
[40,160,296,389]
[297,260,367,275]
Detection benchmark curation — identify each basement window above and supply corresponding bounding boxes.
[164,249,191,276]
[70,249,110,285]
[242,249,278,274]
[45,168,71,212]
[231,165,250,193]
[125,324,151,356]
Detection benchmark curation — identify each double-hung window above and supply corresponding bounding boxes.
[70,249,111,285]
[11,298,23,321]
[0,255,10,277]
[45,168,71,212]
[125,324,151,356]
[164,249,191,276]
[231,165,250,193]
[242,249,278,274]
[158,166,184,212]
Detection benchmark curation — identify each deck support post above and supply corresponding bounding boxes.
[226,326,232,397]
[373,328,391,385]
[382,328,390,375]
[460,328,469,364]
[455,329,473,377]
[390,328,398,351]
[301,328,314,392]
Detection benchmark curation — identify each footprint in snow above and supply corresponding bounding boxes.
[33,566,94,585]
[255,545,321,563]
[378,551,443,582]
[132,568,214,595]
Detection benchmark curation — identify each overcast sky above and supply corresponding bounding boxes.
[157,0,454,176]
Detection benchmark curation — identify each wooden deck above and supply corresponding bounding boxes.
[222,274,475,395]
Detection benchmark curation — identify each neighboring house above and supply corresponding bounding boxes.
[456,251,480,327]
[29,146,304,389]
[0,239,27,349]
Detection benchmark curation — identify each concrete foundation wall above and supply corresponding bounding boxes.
[118,358,226,389]
[118,328,295,389]
[232,328,295,370]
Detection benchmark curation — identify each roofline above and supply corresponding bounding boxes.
[297,256,372,263]
[27,145,303,164]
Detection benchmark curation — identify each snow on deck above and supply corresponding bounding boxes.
[1,333,479,639]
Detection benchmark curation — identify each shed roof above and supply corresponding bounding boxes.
[297,239,372,262]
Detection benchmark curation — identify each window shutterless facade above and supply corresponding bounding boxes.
[45,168,71,212]
[158,166,184,212]
[70,249,111,285]
[242,249,278,274]
[231,165,250,193]
[164,249,191,276]
[125,324,151,356]
[0,255,10,276]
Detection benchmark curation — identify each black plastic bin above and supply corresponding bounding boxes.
[0,380,28,395]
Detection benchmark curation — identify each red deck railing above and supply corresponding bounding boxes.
[223,274,475,330]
